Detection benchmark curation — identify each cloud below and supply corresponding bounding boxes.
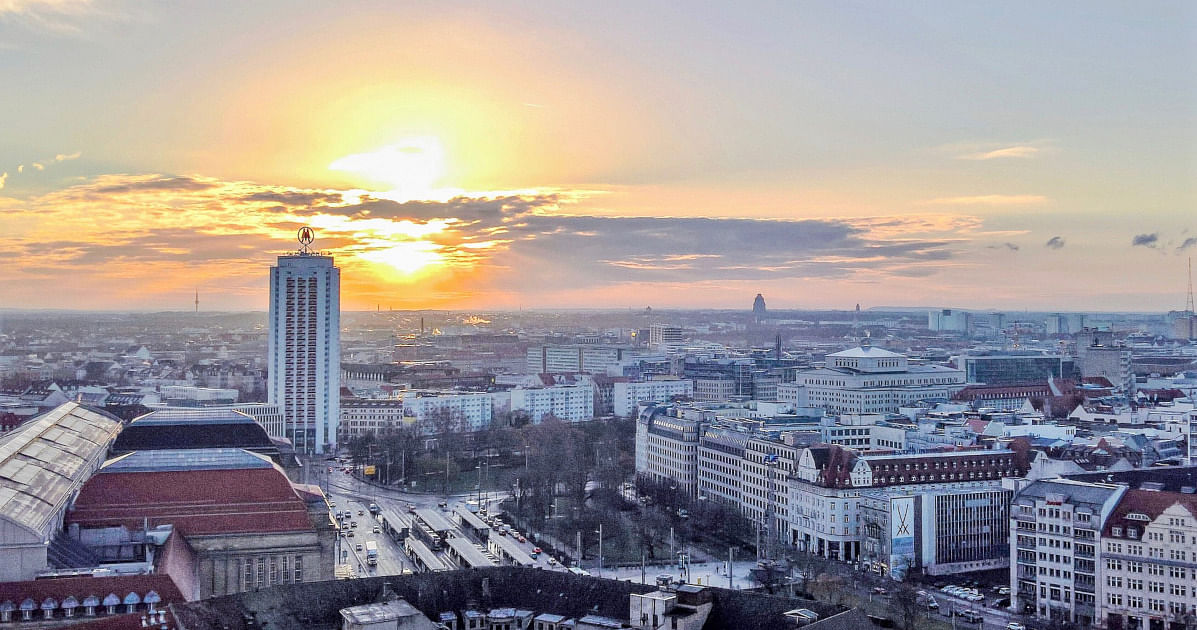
[987,242,1020,251]
[32,162,44,171]
[53,151,81,162]
[0,172,6,189]
[16,165,23,173]
[1131,233,1159,248]
[1045,236,1065,250]
[959,146,1041,160]
[924,194,1047,206]
[0,172,981,308]
[1179,237,1197,252]
[0,0,103,33]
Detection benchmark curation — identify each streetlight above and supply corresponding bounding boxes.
[595,523,603,578]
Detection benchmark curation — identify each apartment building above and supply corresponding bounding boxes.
[1095,470,1197,630]
[1010,478,1126,627]
[613,380,694,417]
[510,383,595,423]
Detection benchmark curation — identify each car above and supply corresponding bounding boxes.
[998,586,1011,596]
[956,611,983,624]
[407,503,416,513]
[351,521,358,528]
[373,526,380,533]
[358,510,365,516]
[533,547,543,554]
[872,587,888,595]
[547,557,558,566]
[330,502,337,508]
[926,600,939,610]
[941,586,957,593]
[347,531,354,538]
[340,531,347,537]
[1005,623,1026,630]
[516,535,527,543]
[355,543,363,551]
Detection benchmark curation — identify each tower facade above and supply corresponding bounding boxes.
[268,234,340,454]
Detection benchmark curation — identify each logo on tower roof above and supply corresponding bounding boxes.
[297,226,315,254]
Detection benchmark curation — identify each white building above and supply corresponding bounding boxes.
[340,398,408,440]
[635,406,704,496]
[1099,483,1197,630]
[510,383,595,423]
[648,324,684,347]
[1010,478,1125,627]
[613,380,694,417]
[267,248,341,454]
[794,341,965,414]
[403,391,494,434]
[525,345,642,374]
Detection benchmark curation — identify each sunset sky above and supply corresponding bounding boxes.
[1,1,1194,312]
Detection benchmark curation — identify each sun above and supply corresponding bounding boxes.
[329,137,450,200]
[358,240,445,276]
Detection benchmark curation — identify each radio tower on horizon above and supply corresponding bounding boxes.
[194,289,199,313]
[1186,257,1195,314]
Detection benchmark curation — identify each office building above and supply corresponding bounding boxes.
[793,340,965,414]
[648,325,684,347]
[635,405,704,496]
[790,445,1027,562]
[525,345,642,375]
[954,352,1071,385]
[860,486,1012,578]
[267,235,341,454]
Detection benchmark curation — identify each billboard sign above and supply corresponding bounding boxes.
[889,496,915,579]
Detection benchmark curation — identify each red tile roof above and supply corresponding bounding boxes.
[67,468,314,536]
[0,574,184,610]
[1103,489,1197,538]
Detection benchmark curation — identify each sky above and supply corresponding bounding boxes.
[1,0,1194,312]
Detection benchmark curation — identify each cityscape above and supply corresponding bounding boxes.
[2,2,1195,630]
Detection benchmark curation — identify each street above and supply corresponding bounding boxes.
[314,464,1024,630]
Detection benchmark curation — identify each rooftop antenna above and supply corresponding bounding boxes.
[194,289,199,313]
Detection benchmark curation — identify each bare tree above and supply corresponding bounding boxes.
[890,585,924,630]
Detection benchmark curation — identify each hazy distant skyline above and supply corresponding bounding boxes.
[1,1,1194,311]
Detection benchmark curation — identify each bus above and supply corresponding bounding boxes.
[365,541,378,566]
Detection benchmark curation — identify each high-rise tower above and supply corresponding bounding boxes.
[267,227,340,454]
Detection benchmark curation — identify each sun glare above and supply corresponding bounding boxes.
[358,240,445,275]
[329,137,450,201]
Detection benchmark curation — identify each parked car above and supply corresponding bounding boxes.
[1005,623,1026,630]
[956,610,983,624]
[373,526,380,533]
[533,547,543,554]
[355,543,363,551]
